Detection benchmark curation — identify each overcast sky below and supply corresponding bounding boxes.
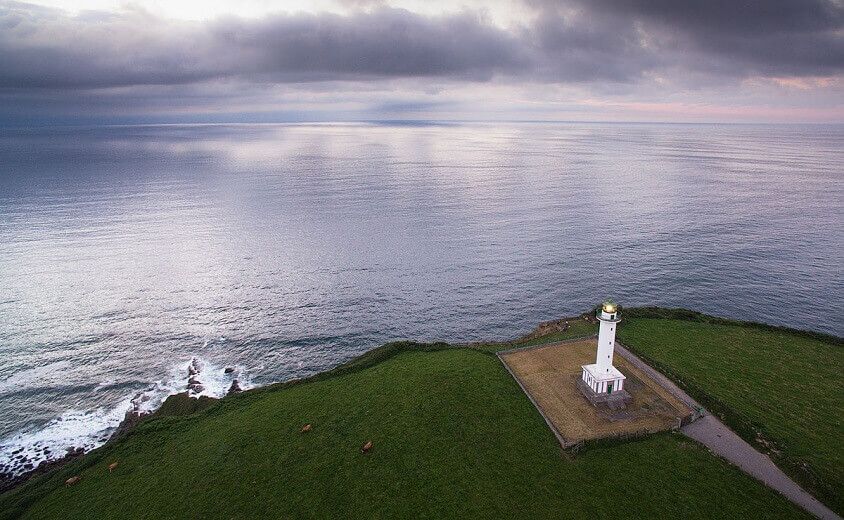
[1,0,842,124]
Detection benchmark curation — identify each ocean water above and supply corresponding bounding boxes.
[0,122,841,475]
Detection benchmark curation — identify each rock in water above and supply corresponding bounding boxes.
[129,392,151,413]
[228,380,242,395]
[187,358,201,377]
[187,371,205,394]
[224,367,234,374]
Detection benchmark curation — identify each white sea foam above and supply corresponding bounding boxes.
[0,357,251,478]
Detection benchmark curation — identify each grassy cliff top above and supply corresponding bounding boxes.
[1,308,839,519]
[616,308,843,514]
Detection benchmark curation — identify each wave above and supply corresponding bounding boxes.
[0,357,251,478]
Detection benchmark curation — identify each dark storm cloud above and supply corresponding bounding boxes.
[587,0,842,34]
[0,0,842,125]
[543,0,844,78]
[0,3,529,89]
[0,0,842,92]
[211,10,529,81]
[526,5,659,82]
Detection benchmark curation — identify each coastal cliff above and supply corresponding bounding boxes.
[1,309,840,519]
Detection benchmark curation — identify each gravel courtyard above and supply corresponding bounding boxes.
[499,339,691,446]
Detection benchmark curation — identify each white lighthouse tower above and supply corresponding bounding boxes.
[579,301,629,404]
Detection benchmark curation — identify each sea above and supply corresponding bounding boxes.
[0,122,841,477]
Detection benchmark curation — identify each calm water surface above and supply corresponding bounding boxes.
[0,122,841,474]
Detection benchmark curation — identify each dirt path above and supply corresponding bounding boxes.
[614,342,840,520]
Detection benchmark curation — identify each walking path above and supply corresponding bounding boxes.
[614,341,840,520]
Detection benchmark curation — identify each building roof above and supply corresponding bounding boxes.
[582,363,625,381]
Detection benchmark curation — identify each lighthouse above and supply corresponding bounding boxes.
[579,301,629,405]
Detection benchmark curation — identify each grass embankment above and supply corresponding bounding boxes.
[0,341,805,519]
[509,318,597,349]
[617,308,843,515]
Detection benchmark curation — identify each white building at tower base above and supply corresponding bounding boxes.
[581,363,625,395]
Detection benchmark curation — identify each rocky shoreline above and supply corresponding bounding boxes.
[0,446,87,494]
[0,358,245,494]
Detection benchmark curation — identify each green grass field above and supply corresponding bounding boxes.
[0,343,806,519]
[617,309,843,514]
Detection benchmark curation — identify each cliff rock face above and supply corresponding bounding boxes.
[228,380,243,394]
[187,359,206,395]
[516,317,578,343]
[148,393,218,419]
